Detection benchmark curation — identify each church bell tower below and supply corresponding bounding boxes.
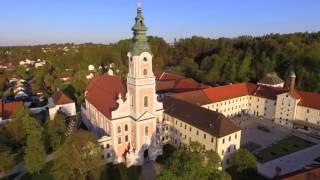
[127,6,157,120]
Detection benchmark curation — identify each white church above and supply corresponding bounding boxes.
[81,6,164,166]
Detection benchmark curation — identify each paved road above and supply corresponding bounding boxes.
[139,161,163,180]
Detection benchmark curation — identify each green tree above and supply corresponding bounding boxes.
[0,151,16,176]
[45,111,66,151]
[52,130,105,180]
[23,114,46,174]
[158,141,227,180]
[4,108,28,147]
[229,149,259,180]
[15,66,28,79]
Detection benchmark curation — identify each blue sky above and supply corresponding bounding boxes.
[0,0,319,46]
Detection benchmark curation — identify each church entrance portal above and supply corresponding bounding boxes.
[144,149,149,158]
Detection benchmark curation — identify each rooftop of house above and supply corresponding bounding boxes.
[155,72,208,93]
[53,91,75,105]
[258,72,284,85]
[292,90,320,109]
[171,82,320,110]
[163,96,240,138]
[85,74,127,119]
[0,101,23,120]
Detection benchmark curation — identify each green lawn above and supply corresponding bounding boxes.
[256,136,315,163]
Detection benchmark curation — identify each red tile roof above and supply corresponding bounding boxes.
[155,72,185,81]
[175,78,201,89]
[163,96,240,138]
[280,167,320,180]
[155,72,207,93]
[171,83,286,105]
[289,90,302,100]
[170,82,320,111]
[294,90,320,109]
[203,83,257,103]
[0,101,23,120]
[253,86,287,100]
[53,92,74,105]
[170,90,211,106]
[85,74,127,119]
[156,80,176,91]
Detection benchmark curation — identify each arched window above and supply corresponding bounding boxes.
[143,69,147,75]
[125,124,128,131]
[125,135,129,142]
[117,126,121,133]
[145,126,149,135]
[144,96,148,107]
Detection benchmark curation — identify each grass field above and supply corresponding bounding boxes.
[256,136,315,163]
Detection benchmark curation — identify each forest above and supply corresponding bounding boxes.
[1,31,320,95]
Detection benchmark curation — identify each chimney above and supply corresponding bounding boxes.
[287,69,296,93]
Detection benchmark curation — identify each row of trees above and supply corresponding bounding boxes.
[1,32,320,96]
[0,108,45,174]
[0,108,105,179]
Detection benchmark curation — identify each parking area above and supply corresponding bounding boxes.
[231,116,289,152]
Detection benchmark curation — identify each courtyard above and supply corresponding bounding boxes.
[255,135,315,163]
[231,115,320,178]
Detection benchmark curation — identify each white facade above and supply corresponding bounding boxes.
[48,97,76,120]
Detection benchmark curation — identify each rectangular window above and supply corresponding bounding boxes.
[229,136,231,141]
[204,134,206,139]
[118,137,121,144]
[222,138,225,144]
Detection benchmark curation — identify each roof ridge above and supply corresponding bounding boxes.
[159,72,166,80]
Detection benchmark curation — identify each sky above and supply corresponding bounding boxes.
[0,0,320,46]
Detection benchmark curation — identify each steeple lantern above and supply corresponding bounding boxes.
[130,6,151,56]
